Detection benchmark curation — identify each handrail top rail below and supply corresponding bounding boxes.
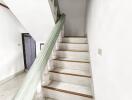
[14,14,65,100]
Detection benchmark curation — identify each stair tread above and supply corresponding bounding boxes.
[62,37,88,44]
[52,59,91,71]
[63,37,87,38]
[50,68,91,77]
[58,42,88,52]
[45,97,56,100]
[43,81,93,98]
[56,50,89,60]
[58,49,88,52]
[54,57,90,63]
[57,50,88,52]
[60,42,88,45]
[61,42,88,44]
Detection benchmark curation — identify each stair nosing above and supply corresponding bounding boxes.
[60,42,88,44]
[49,70,91,78]
[43,86,93,98]
[53,58,90,63]
[63,36,87,38]
[45,97,56,100]
[57,49,88,52]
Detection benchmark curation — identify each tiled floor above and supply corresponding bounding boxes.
[0,72,26,100]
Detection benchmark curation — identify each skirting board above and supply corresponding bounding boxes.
[0,70,25,85]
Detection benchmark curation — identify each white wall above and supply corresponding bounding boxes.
[86,0,132,100]
[4,0,55,42]
[0,2,27,82]
[58,0,87,36]
[0,0,5,4]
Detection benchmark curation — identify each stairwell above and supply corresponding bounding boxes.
[1,0,95,99]
[42,37,94,100]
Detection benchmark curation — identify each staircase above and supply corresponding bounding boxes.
[43,37,94,100]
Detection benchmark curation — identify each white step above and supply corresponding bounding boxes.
[49,68,91,86]
[52,59,91,71]
[43,81,93,100]
[50,68,91,77]
[56,51,90,60]
[62,37,88,44]
[54,57,90,62]
[58,43,88,51]
[45,97,56,100]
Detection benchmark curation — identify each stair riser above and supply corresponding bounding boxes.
[52,60,91,71]
[58,43,88,51]
[50,72,91,86]
[62,38,88,44]
[44,89,92,100]
[56,51,89,59]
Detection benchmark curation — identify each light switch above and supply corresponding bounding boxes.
[18,43,21,46]
[98,48,102,56]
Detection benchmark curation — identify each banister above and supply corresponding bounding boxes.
[48,0,60,23]
[0,3,9,9]
[13,14,65,100]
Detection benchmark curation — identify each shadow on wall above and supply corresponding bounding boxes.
[0,1,27,84]
[85,0,92,34]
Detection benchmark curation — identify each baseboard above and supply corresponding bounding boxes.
[0,70,25,85]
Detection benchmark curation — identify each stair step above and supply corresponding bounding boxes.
[62,37,88,44]
[54,57,90,63]
[43,81,93,100]
[56,51,89,60]
[58,43,88,52]
[52,59,90,71]
[49,68,91,86]
[45,97,56,100]
[50,68,91,77]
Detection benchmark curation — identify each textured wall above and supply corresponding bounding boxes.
[0,4,27,82]
[86,0,132,100]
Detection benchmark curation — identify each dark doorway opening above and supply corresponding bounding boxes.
[22,33,36,70]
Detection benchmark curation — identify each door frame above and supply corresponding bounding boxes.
[22,33,36,70]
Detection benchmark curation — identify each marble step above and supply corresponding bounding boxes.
[43,81,93,100]
[49,68,91,86]
[62,37,88,44]
[52,58,91,71]
[56,51,90,60]
[58,43,88,52]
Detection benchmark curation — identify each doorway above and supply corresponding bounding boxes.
[22,33,36,70]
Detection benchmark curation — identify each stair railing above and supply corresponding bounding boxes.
[13,14,65,100]
[48,0,61,23]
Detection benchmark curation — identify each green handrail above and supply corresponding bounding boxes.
[48,0,60,23]
[13,14,65,100]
